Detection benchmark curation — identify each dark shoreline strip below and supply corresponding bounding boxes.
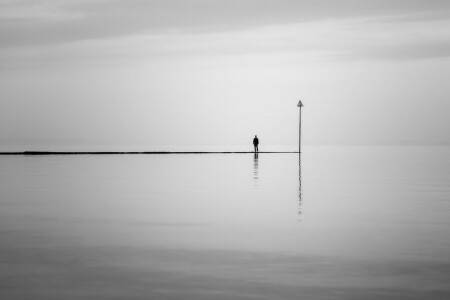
[1,151,299,155]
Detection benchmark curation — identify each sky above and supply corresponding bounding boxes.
[1,0,450,150]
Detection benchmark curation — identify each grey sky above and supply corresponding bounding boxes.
[1,0,449,150]
[1,0,449,44]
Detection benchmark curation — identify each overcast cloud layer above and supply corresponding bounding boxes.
[1,0,449,70]
[1,0,450,149]
[1,0,450,44]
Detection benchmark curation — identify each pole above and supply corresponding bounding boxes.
[297,100,303,153]
[299,106,301,153]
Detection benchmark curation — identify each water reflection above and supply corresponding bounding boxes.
[298,154,302,215]
[253,153,259,181]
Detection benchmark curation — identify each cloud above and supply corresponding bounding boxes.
[0,0,449,68]
[1,0,449,46]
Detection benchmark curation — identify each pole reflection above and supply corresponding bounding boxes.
[298,154,302,216]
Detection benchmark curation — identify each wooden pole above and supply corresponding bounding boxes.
[297,100,303,153]
[299,106,301,153]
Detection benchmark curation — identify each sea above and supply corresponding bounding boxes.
[1,145,449,299]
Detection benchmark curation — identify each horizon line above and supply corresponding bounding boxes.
[0,151,299,156]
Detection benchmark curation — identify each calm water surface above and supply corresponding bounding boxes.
[1,146,449,299]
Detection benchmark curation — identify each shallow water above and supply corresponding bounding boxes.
[1,146,449,299]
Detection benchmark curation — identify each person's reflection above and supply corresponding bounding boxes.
[253,152,259,181]
[298,154,302,215]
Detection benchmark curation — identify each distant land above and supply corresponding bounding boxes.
[0,151,298,155]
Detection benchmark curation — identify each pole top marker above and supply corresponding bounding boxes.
[297,100,303,107]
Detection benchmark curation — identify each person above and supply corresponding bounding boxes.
[253,135,259,152]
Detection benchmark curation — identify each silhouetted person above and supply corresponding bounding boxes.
[253,135,259,152]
